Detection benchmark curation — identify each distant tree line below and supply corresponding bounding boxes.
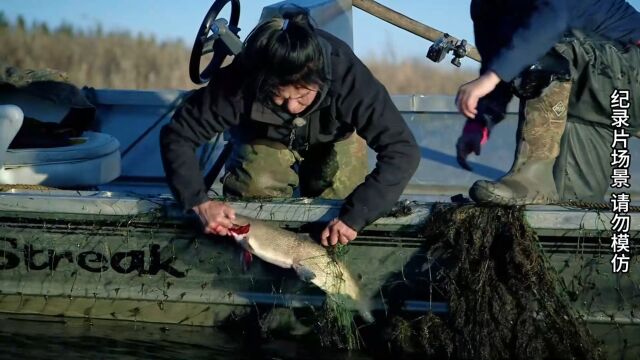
[0,12,475,94]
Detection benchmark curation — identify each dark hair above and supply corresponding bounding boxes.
[240,9,327,104]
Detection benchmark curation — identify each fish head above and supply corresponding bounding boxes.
[228,223,251,243]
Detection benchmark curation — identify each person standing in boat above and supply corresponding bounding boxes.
[160,11,420,246]
[455,0,640,205]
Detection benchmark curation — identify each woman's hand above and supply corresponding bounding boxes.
[321,218,357,246]
[192,200,236,236]
[456,71,501,119]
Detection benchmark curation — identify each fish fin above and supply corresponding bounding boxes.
[293,263,316,282]
[240,250,253,272]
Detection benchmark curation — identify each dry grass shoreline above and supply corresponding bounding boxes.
[0,16,476,94]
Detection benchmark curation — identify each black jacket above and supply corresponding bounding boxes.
[472,0,640,82]
[471,0,640,126]
[160,30,420,232]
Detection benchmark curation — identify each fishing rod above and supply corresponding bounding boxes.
[351,0,481,67]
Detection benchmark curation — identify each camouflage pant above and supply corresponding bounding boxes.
[222,134,368,199]
[550,34,640,201]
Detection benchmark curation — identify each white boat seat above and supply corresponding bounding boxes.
[0,104,121,187]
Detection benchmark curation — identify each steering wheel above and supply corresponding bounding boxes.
[189,0,241,85]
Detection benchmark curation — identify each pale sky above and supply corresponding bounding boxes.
[1,1,478,62]
[3,0,640,71]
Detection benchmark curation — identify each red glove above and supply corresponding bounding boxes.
[456,120,489,171]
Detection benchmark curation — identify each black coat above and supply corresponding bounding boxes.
[472,0,640,82]
[160,30,420,231]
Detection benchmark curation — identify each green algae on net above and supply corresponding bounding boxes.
[385,204,605,360]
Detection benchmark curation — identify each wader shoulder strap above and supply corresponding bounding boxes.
[203,137,233,190]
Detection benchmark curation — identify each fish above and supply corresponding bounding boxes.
[228,214,373,322]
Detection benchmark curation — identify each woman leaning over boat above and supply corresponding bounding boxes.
[160,10,420,247]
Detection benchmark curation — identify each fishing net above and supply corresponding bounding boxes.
[313,245,364,350]
[314,295,362,350]
[383,312,454,357]
[386,204,603,360]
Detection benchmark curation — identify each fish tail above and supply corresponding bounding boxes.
[339,288,374,323]
[339,266,374,323]
[355,296,375,324]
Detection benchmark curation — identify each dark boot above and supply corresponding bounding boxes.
[470,80,571,205]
